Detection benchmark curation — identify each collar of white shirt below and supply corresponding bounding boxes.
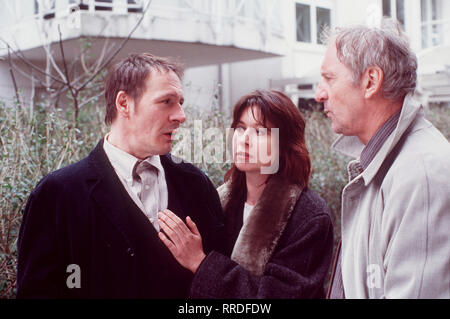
[103,134,164,185]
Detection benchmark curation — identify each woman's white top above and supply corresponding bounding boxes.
[243,202,254,224]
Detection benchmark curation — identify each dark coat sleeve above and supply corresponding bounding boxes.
[16,176,68,298]
[189,195,333,299]
[198,174,227,255]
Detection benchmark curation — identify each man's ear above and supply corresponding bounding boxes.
[363,66,383,99]
[115,91,133,119]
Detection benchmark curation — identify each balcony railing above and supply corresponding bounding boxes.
[75,0,144,13]
[32,0,284,35]
[0,0,286,58]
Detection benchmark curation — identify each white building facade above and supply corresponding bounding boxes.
[0,0,449,112]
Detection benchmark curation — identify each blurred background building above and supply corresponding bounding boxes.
[0,0,449,114]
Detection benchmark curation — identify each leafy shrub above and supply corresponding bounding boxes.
[0,101,107,298]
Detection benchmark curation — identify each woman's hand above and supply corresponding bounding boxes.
[157,209,206,273]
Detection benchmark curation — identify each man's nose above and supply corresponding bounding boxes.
[170,104,186,124]
[315,83,328,102]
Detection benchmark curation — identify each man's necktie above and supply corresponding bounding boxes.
[133,160,160,228]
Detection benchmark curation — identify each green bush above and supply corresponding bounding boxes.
[425,103,450,140]
[0,101,107,298]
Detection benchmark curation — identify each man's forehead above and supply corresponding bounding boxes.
[146,71,182,89]
[321,44,350,73]
[323,44,338,63]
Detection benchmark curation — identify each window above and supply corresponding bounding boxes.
[95,0,113,12]
[71,0,143,13]
[296,4,311,42]
[382,0,391,17]
[396,0,405,26]
[295,2,331,45]
[34,0,56,19]
[421,0,447,49]
[382,0,405,27]
[77,0,89,10]
[316,7,331,44]
[127,0,143,13]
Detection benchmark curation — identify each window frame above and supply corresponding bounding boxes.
[420,0,447,49]
[382,0,406,27]
[294,0,333,47]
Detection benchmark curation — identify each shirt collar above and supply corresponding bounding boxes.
[103,134,162,182]
[143,154,164,174]
[360,110,401,170]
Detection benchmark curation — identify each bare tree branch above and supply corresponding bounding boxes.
[57,25,79,121]
[1,0,153,122]
[81,37,110,75]
[9,60,37,82]
[6,46,21,103]
[30,71,35,118]
[73,40,116,85]
[80,51,91,75]
[93,37,110,74]
[77,0,153,92]
[41,41,67,82]
[78,91,104,109]
[0,40,66,85]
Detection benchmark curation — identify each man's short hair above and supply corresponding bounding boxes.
[104,53,184,125]
[322,19,417,101]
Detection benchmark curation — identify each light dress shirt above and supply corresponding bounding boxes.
[103,135,168,231]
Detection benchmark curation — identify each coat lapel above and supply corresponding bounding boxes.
[220,176,304,276]
[86,139,134,249]
[160,154,186,219]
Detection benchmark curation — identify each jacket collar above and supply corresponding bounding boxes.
[332,93,423,186]
[218,175,303,276]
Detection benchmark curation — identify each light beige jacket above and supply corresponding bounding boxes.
[333,94,450,299]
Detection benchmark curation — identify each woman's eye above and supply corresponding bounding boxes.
[161,99,170,104]
[235,127,245,134]
[256,128,267,136]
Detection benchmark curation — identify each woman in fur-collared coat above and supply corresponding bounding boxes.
[158,90,334,298]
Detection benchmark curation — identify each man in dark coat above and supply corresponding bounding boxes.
[16,53,225,299]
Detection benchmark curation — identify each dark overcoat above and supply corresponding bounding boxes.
[189,176,334,298]
[17,139,225,298]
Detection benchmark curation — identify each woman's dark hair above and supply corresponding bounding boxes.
[225,89,311,193]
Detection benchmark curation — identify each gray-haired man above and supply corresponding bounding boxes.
[315,20,450,298]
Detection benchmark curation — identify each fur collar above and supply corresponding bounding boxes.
[217,175,303,276]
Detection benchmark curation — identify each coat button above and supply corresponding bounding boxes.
[127,248,135,257]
